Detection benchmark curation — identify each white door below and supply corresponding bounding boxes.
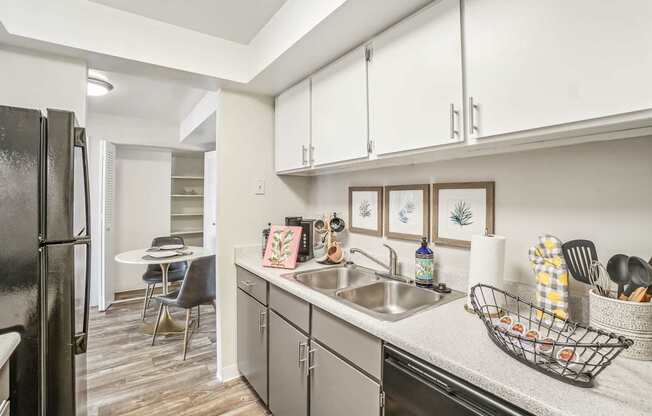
[311,46,369,166]
[203,151,217,252]
[368,0,463,155]
[465,0,652,138]
[275,79,311,172]
[98,140,115,311]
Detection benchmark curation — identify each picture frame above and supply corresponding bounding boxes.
[432,182,495,248]
[384,184,430,241]
[262,225,303,269]
[348,186,383,236]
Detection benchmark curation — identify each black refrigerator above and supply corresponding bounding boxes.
[0,105,91,416]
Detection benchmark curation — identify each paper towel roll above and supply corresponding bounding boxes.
[466,234,506,309]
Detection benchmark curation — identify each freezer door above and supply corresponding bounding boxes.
[43,110,91,242]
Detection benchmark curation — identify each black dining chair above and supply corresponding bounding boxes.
[141,236,188,320]
[151,255,216,360]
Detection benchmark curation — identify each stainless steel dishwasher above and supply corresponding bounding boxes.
[383,345,532,416]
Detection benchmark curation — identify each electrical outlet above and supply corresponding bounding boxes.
[255,179,265,195]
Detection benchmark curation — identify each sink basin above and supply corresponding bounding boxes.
[336,281,464,321]
[293,265,379,294]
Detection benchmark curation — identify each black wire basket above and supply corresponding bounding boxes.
[470,284,634,387]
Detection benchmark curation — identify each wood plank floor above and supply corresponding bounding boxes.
[85,300,269,416]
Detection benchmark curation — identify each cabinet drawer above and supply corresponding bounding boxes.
[0,360,8,402]
[236,266,268,305]
[270,285,309,333]
[312,307,382,379]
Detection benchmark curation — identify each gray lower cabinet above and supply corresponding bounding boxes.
[237,289,268,404]
[268,311,309,416]
[309,340,381,416]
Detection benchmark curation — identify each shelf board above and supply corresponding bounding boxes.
[171,213,204,217]
[171,194,204,198]
[170,230,204,236]
[171,176,204,180]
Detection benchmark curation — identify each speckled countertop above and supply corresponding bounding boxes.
[234,247,652,416]
[0,332,20,368]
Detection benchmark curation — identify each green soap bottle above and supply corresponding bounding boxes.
[415,237,434,288]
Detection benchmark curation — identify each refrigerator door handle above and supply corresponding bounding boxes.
[74,239,91,355]
[74,127,91,356]
[74,127,91,240]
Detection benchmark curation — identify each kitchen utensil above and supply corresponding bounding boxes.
[561,240,598,284]
[628,256,652,289]
[329,212,346,233]
[588,260,610,297]
[628,287,648,302]
[606,254,630,297]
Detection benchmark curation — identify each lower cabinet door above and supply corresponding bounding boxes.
[237,289,268,404]
[310,340,381,416]
[268,311,309,416]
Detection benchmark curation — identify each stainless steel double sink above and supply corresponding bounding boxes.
[284,264,464,321]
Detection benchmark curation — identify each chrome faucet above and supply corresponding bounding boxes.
[350,244,412,284]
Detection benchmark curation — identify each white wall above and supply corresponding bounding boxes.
[112,147,172,292]
[0,45,87,123]
[215,89,311,379]
[87,113,205,151]
[309,137,652,293]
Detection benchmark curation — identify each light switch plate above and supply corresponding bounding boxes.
[255,179,265,195]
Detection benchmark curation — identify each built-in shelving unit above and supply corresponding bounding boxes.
[170,152,205,246]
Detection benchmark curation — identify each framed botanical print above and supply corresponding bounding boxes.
[432,182,495,248]
[349,186,383,236]
[384,184,430,241]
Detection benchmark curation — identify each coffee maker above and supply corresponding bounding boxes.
[285,216,315,262]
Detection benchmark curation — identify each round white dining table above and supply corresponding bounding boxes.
[115,246,214,335]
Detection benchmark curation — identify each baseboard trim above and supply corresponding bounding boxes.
[218,364,241,383]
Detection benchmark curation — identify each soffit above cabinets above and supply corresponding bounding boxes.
[0,0,430,94]
[88,0,287,44]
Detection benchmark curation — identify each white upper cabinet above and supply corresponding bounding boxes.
[368,0,463,156]
[275,79,311,172]
[311,47,369,167]
[465,0,652,138]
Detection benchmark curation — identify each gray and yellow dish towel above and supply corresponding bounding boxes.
[528,235,569,321]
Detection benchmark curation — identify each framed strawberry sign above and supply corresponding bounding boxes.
[262,225,303,269]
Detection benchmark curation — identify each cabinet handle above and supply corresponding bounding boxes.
[298,341,307,367]
[241,280,255,290]
[449,103,459,139]
[301,145,307,165]
[307,347,317,375]
[258,310,267,333]
[309,145,315,165]
[469,96,479,135]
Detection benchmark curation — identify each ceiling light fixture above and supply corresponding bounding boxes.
[87,77,114,97]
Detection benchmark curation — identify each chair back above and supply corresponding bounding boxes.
[147,236,187,273]
[175,255,216,309]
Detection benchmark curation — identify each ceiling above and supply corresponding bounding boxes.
[89,0,287,44]
[87,69,207,122]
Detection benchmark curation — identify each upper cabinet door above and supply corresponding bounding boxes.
[275,79,311,172]
[311,47,368,167]
[465,0,652,139]
[368,0,463,156]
